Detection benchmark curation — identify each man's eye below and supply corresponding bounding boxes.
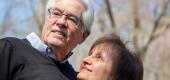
[53,12,61,16]
[68,16,77,23]
[51,10,61,17]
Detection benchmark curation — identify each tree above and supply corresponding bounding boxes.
[95,0,170,80]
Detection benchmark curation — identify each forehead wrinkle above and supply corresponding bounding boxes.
[53,7,78,18]
[100,43,119,60]
[92,43,116,58]
[54,0,85,14]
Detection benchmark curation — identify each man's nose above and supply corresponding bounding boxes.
[56,16,67,27]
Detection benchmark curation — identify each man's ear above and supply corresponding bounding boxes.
[79,31,90,44]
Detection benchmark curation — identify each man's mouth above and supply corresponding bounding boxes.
[52,30,66,38]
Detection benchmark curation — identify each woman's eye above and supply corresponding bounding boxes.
[96,55,101,58]
[88,52,92,56]
[95,54,103,61]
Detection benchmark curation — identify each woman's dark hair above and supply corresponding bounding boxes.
[89,33,143,80]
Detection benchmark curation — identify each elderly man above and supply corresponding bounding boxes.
[0,0,94,80]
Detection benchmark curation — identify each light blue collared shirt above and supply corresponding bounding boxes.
[26,32,56,60]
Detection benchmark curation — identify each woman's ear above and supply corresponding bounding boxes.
[79,31,90,44]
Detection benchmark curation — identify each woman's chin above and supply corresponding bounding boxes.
[77,72,89,80]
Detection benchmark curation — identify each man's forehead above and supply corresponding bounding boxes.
[54,0,83,7]
[51,0,85,14]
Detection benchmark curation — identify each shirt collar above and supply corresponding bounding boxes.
[25,32,56,60]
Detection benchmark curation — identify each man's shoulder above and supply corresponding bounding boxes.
[1,37,30,46]
[0,37,34,55]
[1,37,21,44]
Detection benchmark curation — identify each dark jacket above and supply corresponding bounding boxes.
[0,37,77,80]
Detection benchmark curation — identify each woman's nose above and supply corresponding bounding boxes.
[83,56,92,65]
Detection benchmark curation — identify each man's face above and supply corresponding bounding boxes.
[77,43,117,80]
[41,0,86,60]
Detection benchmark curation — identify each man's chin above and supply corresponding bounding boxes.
[51,42,65,47]
[48,39,66,47]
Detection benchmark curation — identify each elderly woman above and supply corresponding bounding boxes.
[77,34,143,80]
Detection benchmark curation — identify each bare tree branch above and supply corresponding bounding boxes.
[131,0,142,57]
[143,0,169,54]
[153,17,170,37]
[104,0,116,32]
[154,23,170,38]
[37,0,47,33]
[29,0,47,35]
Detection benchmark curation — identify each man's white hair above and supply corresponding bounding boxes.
[45,0,94,32]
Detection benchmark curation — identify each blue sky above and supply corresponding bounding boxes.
[0,0,40,37]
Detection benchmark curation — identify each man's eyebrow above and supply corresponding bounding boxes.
[53,8,63,12]
[54,7,79,18]
[65,11,78,18]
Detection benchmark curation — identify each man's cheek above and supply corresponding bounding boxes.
[48,19,56,26]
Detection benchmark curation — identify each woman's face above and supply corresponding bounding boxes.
[77,43,117,80]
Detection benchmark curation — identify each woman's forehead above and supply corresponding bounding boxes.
[90,43,117,56]
[93,42,114,50]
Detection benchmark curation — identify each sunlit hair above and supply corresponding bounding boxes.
[45,0,94,32]
[89,33,143,80]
